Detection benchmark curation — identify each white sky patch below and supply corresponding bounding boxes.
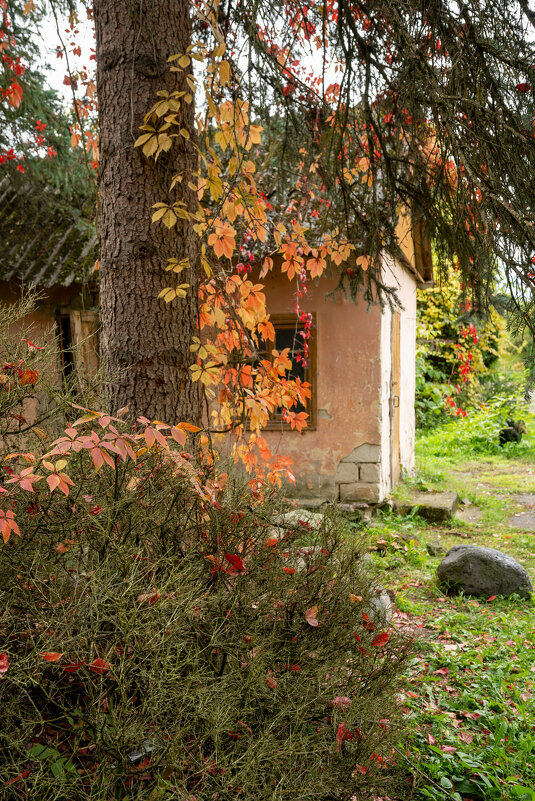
[37,2,95,103]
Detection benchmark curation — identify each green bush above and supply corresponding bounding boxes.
[0,302,410,800]
[416,399,535,462]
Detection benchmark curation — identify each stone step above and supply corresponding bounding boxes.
[392,491,460,523]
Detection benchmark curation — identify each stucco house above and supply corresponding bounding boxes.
[0,173,431,504]
[0,174,99,379]
[260,212,432,504]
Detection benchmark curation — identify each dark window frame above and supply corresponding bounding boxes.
[56,313,75,382]
[263,312,317,431]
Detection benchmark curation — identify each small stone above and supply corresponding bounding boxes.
[393,491,459,523]
[426,542,446,557]
[364,585,393,624]
[437,545,533,599]
[281,509,324,529]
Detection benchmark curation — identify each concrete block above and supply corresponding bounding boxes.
[339,482,381,502]
[335,462,360,484]
[393,491,460,523]
[359,462,380,483]
[344,443,381,464]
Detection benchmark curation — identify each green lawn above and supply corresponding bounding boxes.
[361,415,535,800]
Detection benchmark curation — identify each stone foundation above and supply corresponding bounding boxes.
[335,443,382,502]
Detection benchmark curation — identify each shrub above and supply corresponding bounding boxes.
[0,303,410,800]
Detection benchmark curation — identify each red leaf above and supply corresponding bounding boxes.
[22,339,44,351]
[486,595,497,602]
[63,661,86,673]
[352,765,368,775]
[266,675,277,689]
[89,658,110,674]
[0,652,9,674]
[40,652,63,662]
[439,745,457,754]
[517,82,533,92]
[336,722,346,752]
[427,733,436,745]
[282,567,295,575]
[6,770,31,786]
[224,553,245,572]
[371,632,389,647]
[265,537,279,547]
[305,605,319,626]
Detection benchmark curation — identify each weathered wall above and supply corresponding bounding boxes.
[380,254,417,484]
[262,252,417,503]
[0,279,99,395]
[261,272,384,501]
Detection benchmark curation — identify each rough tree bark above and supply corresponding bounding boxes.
[94,0,203,424]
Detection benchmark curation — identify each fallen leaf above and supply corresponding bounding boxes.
[225,553,245,572]
[305,605,320,626]
[89,658,110,674]
[63,661,86,673]
[6,770,31,786]
[458,731,473,744]
[40,652,63,662]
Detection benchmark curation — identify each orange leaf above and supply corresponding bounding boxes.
[19,369,38,386]
[305,605,319,627]
[40,652,63,662]
[89,657,110,674]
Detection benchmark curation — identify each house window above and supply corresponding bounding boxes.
[263,313,317,430]
[57,314,75,381]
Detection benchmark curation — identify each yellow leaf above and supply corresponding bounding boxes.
[349,594,363,603]
[162,209,178,228]
[158,288,176,302]
[55,459,67,472]
[166,258,189,273]
[180,128,190,140]
[143,136,159,158]
[219,60,231,86]
[175,283,190,298]
[178,55,191,68]
[23,0,35,14]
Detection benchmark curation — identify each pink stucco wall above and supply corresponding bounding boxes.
[261,270,384,499]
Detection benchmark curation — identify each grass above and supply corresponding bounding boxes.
[359,412,535,800]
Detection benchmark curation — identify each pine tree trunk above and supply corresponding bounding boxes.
[94,0,202,425]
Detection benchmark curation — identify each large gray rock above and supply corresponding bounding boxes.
[437,545,533,599]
